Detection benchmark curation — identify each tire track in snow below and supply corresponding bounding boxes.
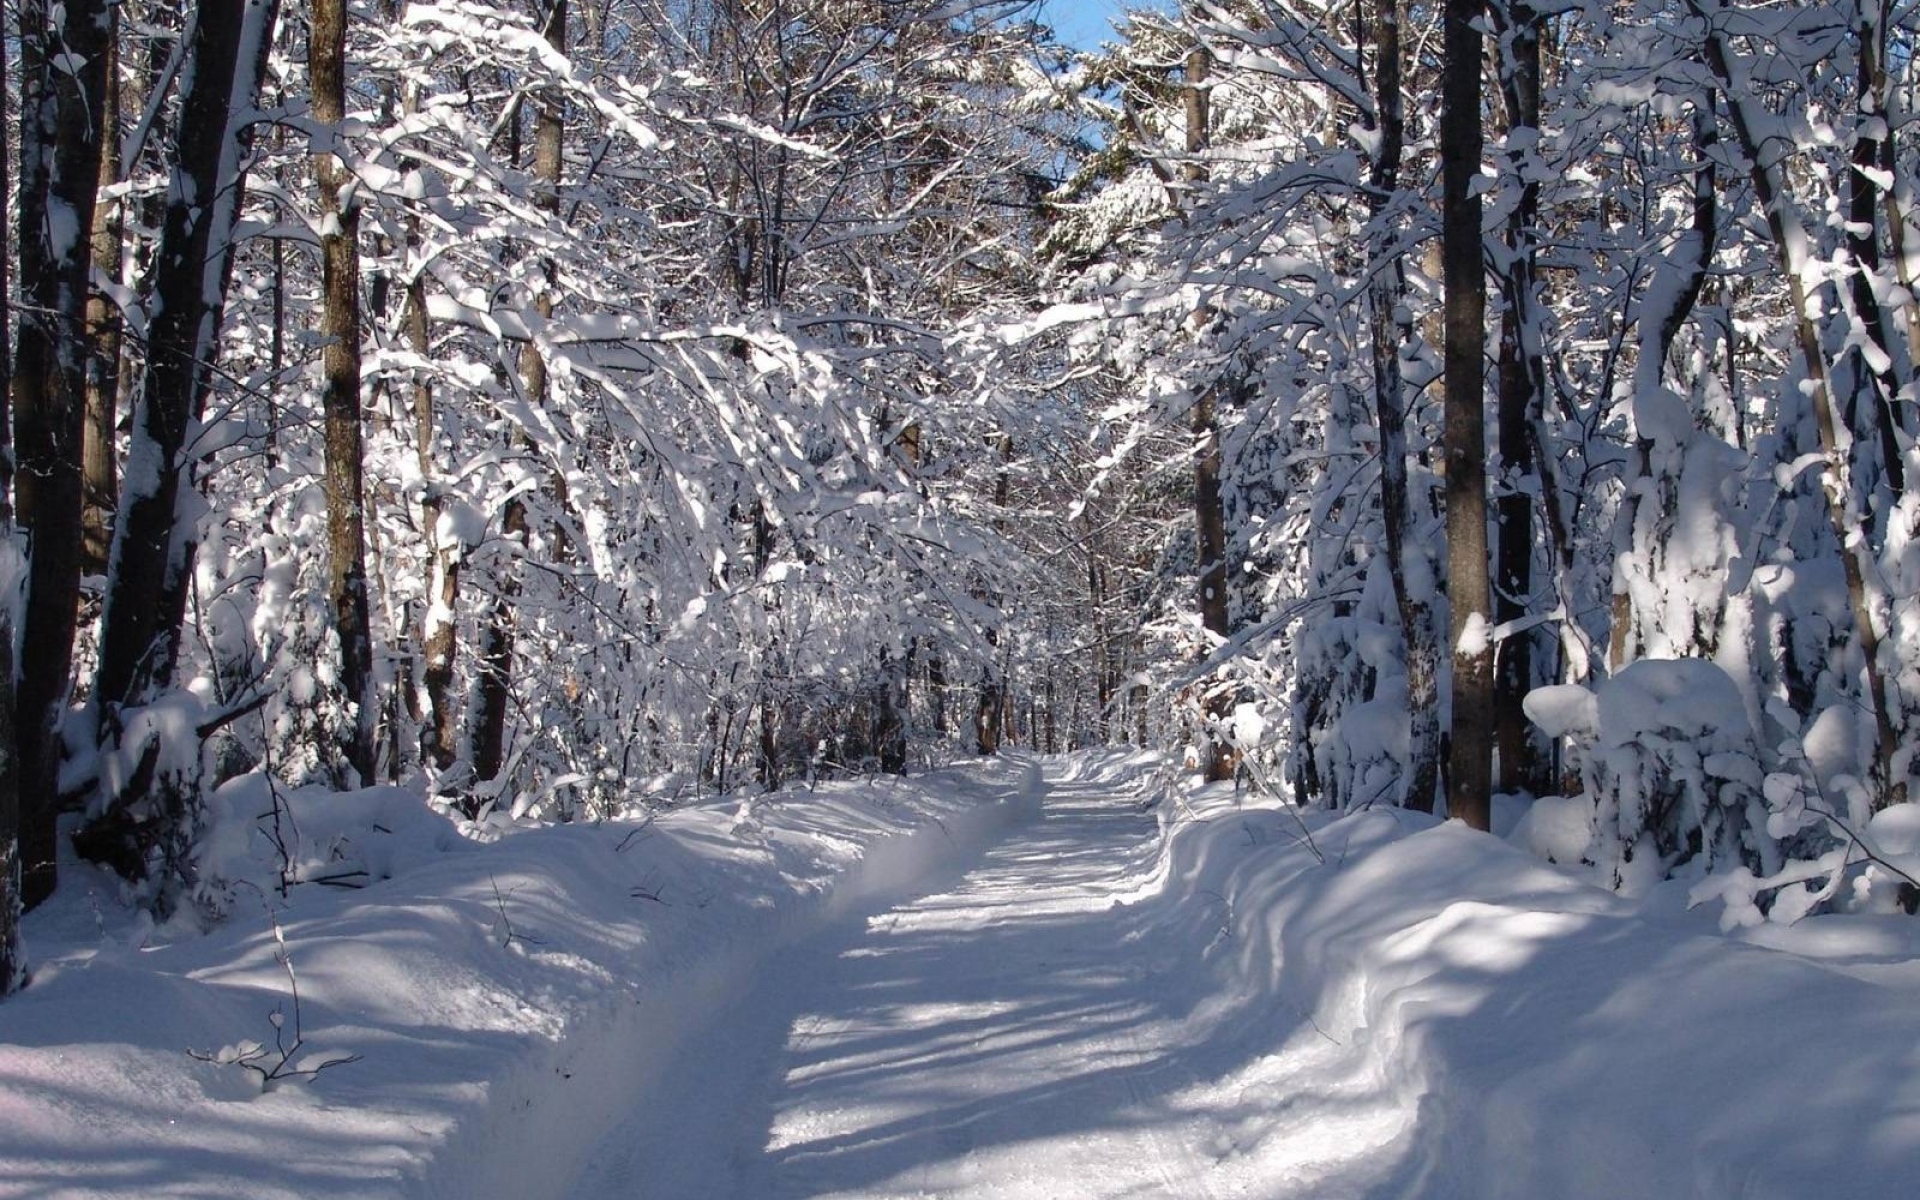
[563,753,1238,1200]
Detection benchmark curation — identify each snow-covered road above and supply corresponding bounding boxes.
[13,752,1914,1199]
[562,757,1397,1200]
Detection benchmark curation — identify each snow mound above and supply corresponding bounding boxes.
[2,757,1044,1200]
[1146,784,1920,1199]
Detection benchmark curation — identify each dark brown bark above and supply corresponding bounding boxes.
[82,16,123,578]
[975,432,1013,756]
[1089,550,1112,740]
[759,690,781,789]
[532,0,567,217]
[313,0,377,785]
[927,648,949,735]
[382,49,460,772]
[85,0,279,883]
[1367,0,1440,813]
[0,9,16,993]
[0,9,10,482]
[1882,87,1920,385]
[95,0,278,721]
[1185,47,1236,784]
[470,498,528,786]
[12,0,114,907]
[974,680,1004,756]
[268,81,286,469]
[1043,674,1058,754]
[1443,0,1493,831]
[875,648,907,774]
[0,19,15,998]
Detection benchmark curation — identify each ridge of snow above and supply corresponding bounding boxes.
[5,755,1917,1198]
[0,759,1043,1200]
[1146,785,1920,1198]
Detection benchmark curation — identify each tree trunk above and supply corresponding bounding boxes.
[875,647,907,774]
[1367,0,1440,813]
[1185,47,1237,784]
[975,431,1013,756]
[472,0,567,788]
[95,0,280,725]
[1443,0,1493,831]
[1696,6,1904,807]
[1844,0,1905,496]
[974,679,1004,756]
[1492,0,1546,795]
[1089,551,1112,740]
[12,0,114,907]
[1607,99,1716,674]
[312,0,377,785]
[0,563,22,995]
[413,258,462,770]
[927,648,948,735]
[82,15,123,578]
[1880,70,1920,386]
[380,54,460,773]
[0,0,20,996]
[0,0,11,484]
[469,499,527,788]
[0,32,16,994]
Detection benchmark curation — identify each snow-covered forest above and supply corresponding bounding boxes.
[3,0,1920,1192]
[8,0,1919,966]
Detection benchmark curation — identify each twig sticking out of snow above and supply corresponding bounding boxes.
[188,906,362,1090]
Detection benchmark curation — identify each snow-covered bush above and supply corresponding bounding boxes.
[1524,660,1779,894]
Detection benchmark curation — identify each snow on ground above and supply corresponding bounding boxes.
[559,756,1920,1199]
[0,757,1044,1200]
[1173,802,1920,1199]
[4,751,1919,1198]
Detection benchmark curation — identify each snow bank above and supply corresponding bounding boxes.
[0,758,1042,1200]
[1140,785,1920,1198]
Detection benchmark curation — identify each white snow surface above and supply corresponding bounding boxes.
[5,753,1919,1198]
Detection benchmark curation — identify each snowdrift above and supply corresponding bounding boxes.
[0,758,1043,1200]
[4,751,1916,1199]
[1147,784,1920,1198]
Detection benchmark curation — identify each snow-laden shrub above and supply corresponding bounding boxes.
[1524,659,1777,894]
[1525,662,1920,925]
[1291,558,1420,811]
[73,692,215,914]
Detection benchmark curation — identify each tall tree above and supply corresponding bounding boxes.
[1693,0,1904,808]
[1444,0,1493,831]
[82,15,124,578]
[312,0,377,784]
[0,18,19,989]
[12,0,114,906]
[93,0,282,758]
[975,432,1015,757]
[1843,0,1906,497]
[409,183,461,773]
[1491,0,1547,794]
[472,0,569,789]
[1185,45,1237,783]
[0,589,19,995]
[1367,0,1440,812]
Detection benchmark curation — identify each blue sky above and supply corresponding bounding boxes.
[1038,0,1140,50]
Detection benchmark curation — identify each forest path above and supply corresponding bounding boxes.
[561,755,1400,1200]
